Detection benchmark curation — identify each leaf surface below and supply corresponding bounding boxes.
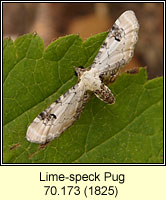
[3,33,163,163]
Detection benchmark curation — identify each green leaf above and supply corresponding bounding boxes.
[3,33,163,163]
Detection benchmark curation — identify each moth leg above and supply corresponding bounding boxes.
[94,83,115,104]
[109,71,120,83]
[125,67,139,74]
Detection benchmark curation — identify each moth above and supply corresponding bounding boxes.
[26,10,139,144]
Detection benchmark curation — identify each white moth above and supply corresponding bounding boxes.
[26,10,139,144]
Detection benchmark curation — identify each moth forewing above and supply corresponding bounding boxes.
[26,82,88,144]
[91,10,139,77]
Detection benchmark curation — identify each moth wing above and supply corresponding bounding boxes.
[91,10,139,74]
[26,83,89,144]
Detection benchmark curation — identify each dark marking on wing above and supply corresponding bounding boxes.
[50,113,57,119]
[39,111,47,120]
[111,24,124,42]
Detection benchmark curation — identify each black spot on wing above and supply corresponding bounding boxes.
[50,114,57,119]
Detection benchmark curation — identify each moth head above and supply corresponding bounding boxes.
[74,66,86,79]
